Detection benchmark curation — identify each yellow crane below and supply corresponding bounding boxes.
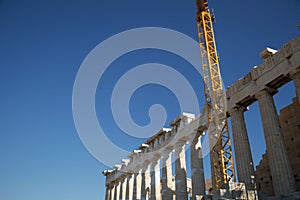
[196,0,235,190]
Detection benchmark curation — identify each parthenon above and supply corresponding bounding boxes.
[103,35,300,200]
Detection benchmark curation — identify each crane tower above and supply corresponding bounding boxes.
[196,0,235,190]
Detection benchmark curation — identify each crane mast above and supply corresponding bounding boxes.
[196,0,235,190]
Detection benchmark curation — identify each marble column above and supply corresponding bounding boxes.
[126,173,134,200]
[229,106,255,189]
[175,142,188,200]
[256,88,295,196]
[161,150,173,200]
[133,169,142,200]
[119,181,122,200]
[114,181,120,200]
[105,184,111,200]
[190,133,206,199]
[151,157,161,200]
[141,165,151,200]
[120,176,127,200]
[110,183,115,200]
[133,173,137,200]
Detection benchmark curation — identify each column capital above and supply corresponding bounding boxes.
[150,154,161,163]
[119,173,127,180]
[108,180,115,187]
[138,158,151,171]
[106,181,113,187]
[135,164,143,171]
[175,136,188,146]
[162,147,173,156]
[255,87,278,99]
[175,139,188,148]
[126,171,134,176]
[228,105,248,115]
[114,179,120,184]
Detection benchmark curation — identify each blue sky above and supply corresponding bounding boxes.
[0,0,300,199]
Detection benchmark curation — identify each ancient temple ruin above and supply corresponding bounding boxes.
[103,35,300,200]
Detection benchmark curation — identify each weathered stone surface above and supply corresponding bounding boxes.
[190,133,206,199]
[175,142,188,200]
[126,173,134,200]
[226,36,300,111]
[102,112,206,185]
[102,33,300,200]
[120,176,127,200]
[110,183,115,200]
[279,98,300,192]
[151,159,161,200]
[257,89,295,196]
[141,165,150,200]
[256,97,300,196]
[161,150,173,200]
[114,181,120,200]
[229,106,255,190]
[133,170,142,200]
[105,184,111,200]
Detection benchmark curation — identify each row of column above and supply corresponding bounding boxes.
[105,70,300,198]
[105,135,206,200]
[229,70,300,196]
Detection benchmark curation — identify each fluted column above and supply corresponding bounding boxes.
[110,182,115,200]
[126,173,134,200]
[175,142,188,200]
[114,181,120,200]
[161,150,173,200]
[190,133,206,199]
[119,181,122,200]
[229,106,255,189]
[120,176,127,200]
[105,184,111,200]
[133,169,142,200]
[133,173,137,200]
[256,88,295,196]
[141,165,151,200]
[151,157,161,200]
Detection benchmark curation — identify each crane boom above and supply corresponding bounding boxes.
[196,0,235,190]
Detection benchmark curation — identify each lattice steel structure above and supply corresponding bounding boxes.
[196,0,235,190]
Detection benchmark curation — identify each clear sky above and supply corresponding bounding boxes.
[0,0,299,199]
